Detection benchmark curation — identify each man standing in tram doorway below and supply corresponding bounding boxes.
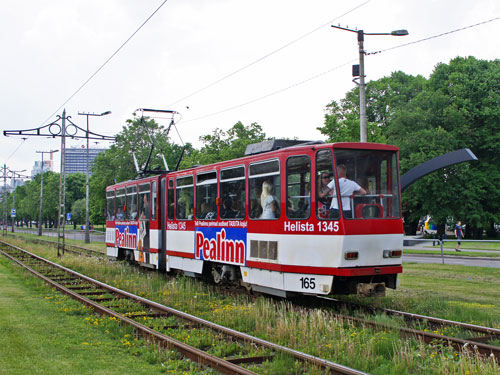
[454,221,464,252]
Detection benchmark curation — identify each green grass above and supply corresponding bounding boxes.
[0,257,213,375]
[404,249,500,258]
[423,241,500,251]
[394,263,500,325]
[2,236,500,374]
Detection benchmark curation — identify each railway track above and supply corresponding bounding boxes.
[5,234,106,258]
[313,296,500,361]
[7,235,500,365]
[0,240,367,375]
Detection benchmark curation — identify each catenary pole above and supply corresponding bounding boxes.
[36,150,58,236]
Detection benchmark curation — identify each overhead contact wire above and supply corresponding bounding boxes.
[367,15,500,55]
[182,59,357,123]
[167,0,371,107]
[41,0,170,126]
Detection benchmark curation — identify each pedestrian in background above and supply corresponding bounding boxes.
[454,221,464,251]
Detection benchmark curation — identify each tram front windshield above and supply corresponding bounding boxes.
[331,149,400,219]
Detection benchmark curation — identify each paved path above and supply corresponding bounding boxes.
[403,254,500,268]
[403,235,500,268]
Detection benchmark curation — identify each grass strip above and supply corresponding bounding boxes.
[3,237,500,374]
[0,257,213,375]
[404,249,500,258]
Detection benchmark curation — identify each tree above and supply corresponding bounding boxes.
[66,172,86,215]
[89,115,189,224]
[318,71,426,143]
[43,172,61,227]
[71,198,86,228]
[181,121,266,167]
[318,58,500,238]
[394,57,500,238]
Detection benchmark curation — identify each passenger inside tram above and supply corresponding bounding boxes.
[260,180,278,219]
[221,198,239,219]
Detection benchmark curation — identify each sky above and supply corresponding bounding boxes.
[1,0,499,177]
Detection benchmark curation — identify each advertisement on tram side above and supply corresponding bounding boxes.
[195,227,247,265]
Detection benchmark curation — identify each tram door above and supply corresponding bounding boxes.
[161,177,169,272]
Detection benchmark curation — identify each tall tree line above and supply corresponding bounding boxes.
[1,172,85,228]
[4,57,499,237]
[318,57,500,238]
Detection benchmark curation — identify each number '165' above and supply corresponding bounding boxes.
[300,277,316,289]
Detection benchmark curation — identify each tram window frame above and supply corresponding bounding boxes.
[115,188,126,221]
[220,165,245,220]
[316,149,339,220]
[196,171,217,220]
[249,159,281,220]
[106,190,115,221]
[126,185,138,221]
[286,155,311,220]
[138,183,151,220]
[390,154,401,218]
[168,179,175,220]
[176,175,194,220]
[152,181,157,220]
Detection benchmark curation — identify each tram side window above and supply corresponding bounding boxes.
[249,160,280,220]
[220,166,245,220]
[138,183,150,220]
[126,186,137,221]
[106,190,115,221]
[196,171,217,220]
[116,188,125,220]
[286,156,311,219]
[316,149,339,220]
[152,181,157,220]
[168,179,174,220]
[176,176,194,220]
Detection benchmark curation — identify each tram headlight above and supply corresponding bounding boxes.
[383,250,402,258]
[344,251,358,260]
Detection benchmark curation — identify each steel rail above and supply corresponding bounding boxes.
[317,297,500,360]
[6,234,106,258]
[0,241,368,375]
[0,245,256,375]
[318,296,500,340]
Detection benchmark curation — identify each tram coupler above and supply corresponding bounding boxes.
[357,282,386,297]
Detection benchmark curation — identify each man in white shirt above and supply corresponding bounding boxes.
[324,164,366,218]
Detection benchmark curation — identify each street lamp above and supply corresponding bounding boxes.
[78,110,111,243]
[11,170,26,233]
[332,25,408,142]
[36,149,58,236]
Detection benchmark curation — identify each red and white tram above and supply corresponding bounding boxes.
[105,141,403,297]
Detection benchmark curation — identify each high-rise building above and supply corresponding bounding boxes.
[31,151,55,178]
[64,146,106,175]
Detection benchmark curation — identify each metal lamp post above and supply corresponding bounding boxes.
[4,110,116,254]
[78,110,111,243]
[11,171,26,233]
[332,25,408,142]
[36,150,58,236]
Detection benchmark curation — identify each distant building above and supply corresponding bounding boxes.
[31,150,56,178]
[64,146,106,175]
[31,160,53,178]
[4,178,25,193]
